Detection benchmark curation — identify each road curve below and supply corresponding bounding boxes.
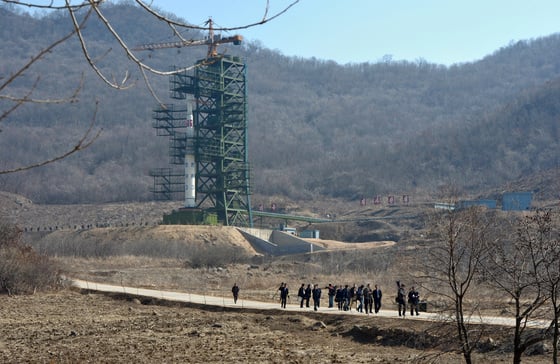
[70,278,548,329]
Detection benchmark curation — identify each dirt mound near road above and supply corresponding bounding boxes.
[32,224,261,256]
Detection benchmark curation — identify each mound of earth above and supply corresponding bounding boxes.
[73,224,249,250]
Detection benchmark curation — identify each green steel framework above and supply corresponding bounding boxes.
[149,103,188,200]
[151,55,253,227]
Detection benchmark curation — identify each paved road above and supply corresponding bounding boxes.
[71,278,549,329]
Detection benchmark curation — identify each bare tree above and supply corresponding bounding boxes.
[517,208,560,363]
[0,0,299,174]
[422,206,497,364]
[482,212,551,364]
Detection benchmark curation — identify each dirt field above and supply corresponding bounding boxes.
[1,288,550,364]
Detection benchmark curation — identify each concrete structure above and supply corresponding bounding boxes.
[238,228,324,256]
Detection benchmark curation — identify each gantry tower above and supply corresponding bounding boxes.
[140,20,253,227]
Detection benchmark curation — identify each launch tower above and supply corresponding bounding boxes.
[146,22,253,227]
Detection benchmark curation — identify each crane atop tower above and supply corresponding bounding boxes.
[132,18,242,58]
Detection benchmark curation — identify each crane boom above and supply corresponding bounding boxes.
[132,18,242,58]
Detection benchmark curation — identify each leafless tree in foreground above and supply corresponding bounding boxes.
[482,211,553,364]
[0,0,299,174]
[422,206,497,364]
[516,208,560,364]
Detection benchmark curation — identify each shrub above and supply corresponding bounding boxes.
[186,244,249,269]
[0,221,60,294]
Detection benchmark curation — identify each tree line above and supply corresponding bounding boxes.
[1,2,560,204]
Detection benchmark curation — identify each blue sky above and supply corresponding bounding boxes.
[151,0,560,66]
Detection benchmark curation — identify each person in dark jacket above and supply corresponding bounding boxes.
[335,286,344,311]
[304,284,312,308]
[298,284,305,308]
[349,284,357,310]
[312,284,322,311]
[408,286,420,316]
[341,285,350,311]
[396,281,406,317]
[231,283,240,304]
[280,283,289,308]
[327,284,335,308]
[373,284,383,313]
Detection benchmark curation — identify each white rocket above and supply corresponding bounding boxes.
[184,97,196,208]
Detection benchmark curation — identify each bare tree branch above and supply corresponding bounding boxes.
[0,0,298,174]
[0,15,82,126]
[0,75,82,104]
[0,5,96,174]
[65,0,134,89]
[0,101,102,175]
[4,0,301,103]
[2,0,98,11]
[0,24,76,95]
[134,0,300,32]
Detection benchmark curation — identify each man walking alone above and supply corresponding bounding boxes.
[231,283,240,304]
[373,284,383,314]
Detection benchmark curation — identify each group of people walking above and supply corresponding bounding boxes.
[296,283,323,311]
[277,282,385,314]
[232,280,421,317]
[327,283,383,314]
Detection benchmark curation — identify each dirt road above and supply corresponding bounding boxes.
[71,278,548,329]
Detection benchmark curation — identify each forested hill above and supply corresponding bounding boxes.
[1,3,560,204]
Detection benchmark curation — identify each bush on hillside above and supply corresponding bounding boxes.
[186,244,250,269]
[0,221,60,294]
